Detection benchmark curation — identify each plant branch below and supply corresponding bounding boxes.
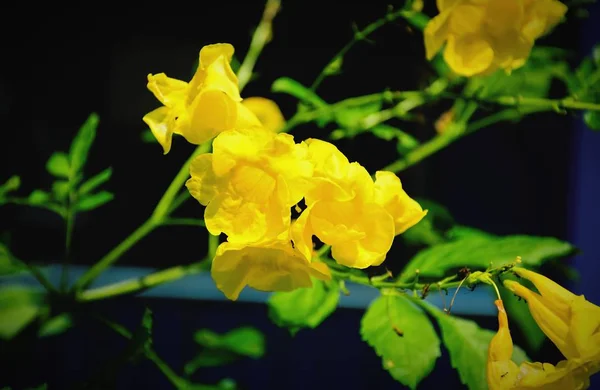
[237,0,281,91]
[78,259,210,302]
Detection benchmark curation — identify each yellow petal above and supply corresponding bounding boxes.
[229,165,277,204]
[448,4,485,36]
[570,296,600,361]
[185,89,238,145]
[517,359,592,389]
[242,97,286,132]
[146,73,188,107]
[424,10,452,60]
[373,171,428,235]
[186,154,220,205]
[436,0,461,12]
[305,138,350,181]
[211,128,274,176]
[347,162,375,203]
[202,54,242,102]
[291,205,315,261]
[234,101,263,129]
[521,0,567,42]
[444,34,495,76]
[487,300,520,390]
[142,106,176,154]
[483,0,524,38]
[211,240,330,300]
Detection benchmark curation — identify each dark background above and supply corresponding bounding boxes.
[1,1,598,389]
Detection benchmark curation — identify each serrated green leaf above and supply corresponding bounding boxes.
[76,191,114,211]
[194,327,265,358]
[69,113,99,176]
[361,294,441,389]
[0,285,43,340]
[271,77,329,108]
[500,289,545,351]
[79,167,112,196]
[51,180,70,202]
[45,152,70,178]
[0,243,25,276]
[584,110,600,130]
[400,235,575,282]
[428,305,529,390]
[446,225,497,241]
[401,198,454,247]
[268,279,339,334]
[38,313,73,338]
[0,175,20,197]
[28,190,51,205]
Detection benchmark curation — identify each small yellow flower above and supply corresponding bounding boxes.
[186,128,313,244]
[242,97,286,133]
[424,0,567,76]
[143,43,261,154]
[211,238,331,300]
[291,139,425,268]
[504,268,600,362]
[488,299,595,390]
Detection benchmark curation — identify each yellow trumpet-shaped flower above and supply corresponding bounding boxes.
[424,0,567,76]
[211,238,331,300]
[186,128,313,244]
[487,299,595,390]
[242,97,286,133]
[504,268,600,362]
[143,43,261,154]
[291,139,426,268]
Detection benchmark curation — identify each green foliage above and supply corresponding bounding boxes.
[38,313,73,338]
[271,77,328,108]
[141,129,158,143]
[268,279,339,334]
[69,113,99,176]
[79,167,112,196]
[0,243,25,276]
[45,152,71,178]
[399,235,576,282]
[401,198,454,246]
[360,294,441,389]
[127,308,153,363]
[427,305,528,390]
[185,327,265,376]
[0,176,21,197]
[0,285,44,340]
[566,44,600,130]
[76,191,114,212]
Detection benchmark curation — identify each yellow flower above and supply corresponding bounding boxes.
[488,299,595,390]
[424,0,567,76]
[186,128,313,244]
[291,139,425,268]
[211,238,331,300]
[242,97,286,133]
[142,43,261,154]
[504,268,600,362]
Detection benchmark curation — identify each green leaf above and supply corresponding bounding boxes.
[400,235,576,282]
[271,77,329,108]
[141,129,157,143]
[0,175,20,197]
[0,243,25,276]
[0,285,43,340]
[76,191,114,211]
[38,313,73,338]
[360,294,441,389]
[323,56,343,76]
[45,152,70,178]
[69,113,99,176]
[194,327,265,359]
[370,124,420,154]
[127,308,153,363]
[51,180,70,202]
[401,198,454,247]
[79,167,112,196]
[28,190,51,205]
[268,279,339,334]
[500,288,545,351]
[446,225,496,241]
[184,350,239,374]
[428,305,529,390]
[583,110,600,130]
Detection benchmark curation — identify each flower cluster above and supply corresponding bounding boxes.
[143,44,427,300]
[487,268,600,389]
[425,0,568,76]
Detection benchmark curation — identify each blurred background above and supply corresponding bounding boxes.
[1,0,599,389]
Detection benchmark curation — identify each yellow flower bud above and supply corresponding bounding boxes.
[242,97,286,133]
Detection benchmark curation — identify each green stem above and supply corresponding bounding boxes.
[311,8,427,91]
[25,263,56,292]
[162,218,206,227]
[78,260,210,302]
[3,197,66,217]
[236,0,281,91]
[73,219,158,291]
[97,315,188,389]
[489,95,600,112]
[60,206,75,291]
[208,234,219,259]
